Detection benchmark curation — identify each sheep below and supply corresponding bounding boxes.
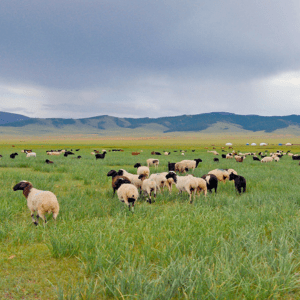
[114,178,139,211]
[175,175,198,203]
[64,151,75,157]
[149,171,177,193]
[208,169,229,183]
[235,155,244,162]
[226,153,233,159]
[47,151,61,155]
[134,163,150,178]
[138,174,157,203]
[10,152,18,159]
[13,181,59,226]
[132,152,140,155]
[221,154,226,159]
[213,158,219,162]
[147,158,159,169]
[164,152,171,155]
[253,156,260,161]
[107,170,131,194]
[117,169,143,190]
[201,174,218,193]
[229,173,246,194]
[95,151,107,159]
[261,157,273,163]
[168,162,176,172]
[223,169,238,176]
[292,155,300,160]
[195,177,207,197]
[175,159,202,173]
[45,159,54,164]
[26,152,36,157]
[273,156,280,162]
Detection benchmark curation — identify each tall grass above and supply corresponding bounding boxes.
[1,142,300,299]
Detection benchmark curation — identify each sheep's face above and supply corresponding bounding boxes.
[134,163,141,168]
[13,181,31,191]
[229,173,236,181]
[166,171,177,183]
[107,170,117,177]
[194,158,202,167]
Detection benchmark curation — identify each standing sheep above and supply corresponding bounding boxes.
[138,174,157,203]
[201,174,218,193]
[13,181,59,226]
[114,178,139,211]
[229,173,246,194]
[107,170,131,194]
[208,169,230,183]
[147,158,159,169]
[134,163,150,178]
[261,157,273,163]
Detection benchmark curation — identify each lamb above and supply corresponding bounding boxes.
[175,175,198,203]
[107,170,131,194]
[26,152,36,157]
[13,181,59,226]
[201,174,218,193]
[147,158,159,169]
[229,173,246,194]
[261,157,273,163]
[134,163,150,178]
[175,159,202,173]
[208,169,229,183]
[138,174,157,203]
[114,178,139,211]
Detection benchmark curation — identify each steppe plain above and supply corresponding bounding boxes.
[1,132,300,299]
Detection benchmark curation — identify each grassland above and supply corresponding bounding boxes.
[1,136,300,299]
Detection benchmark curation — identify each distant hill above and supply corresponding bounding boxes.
[0,111,300,135]
[0,112,30,125]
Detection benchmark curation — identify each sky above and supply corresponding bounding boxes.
[1,1,300,119]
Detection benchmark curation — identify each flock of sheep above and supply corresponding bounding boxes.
[11,145,299,226]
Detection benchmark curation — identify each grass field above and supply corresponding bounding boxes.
[1,136,300,299]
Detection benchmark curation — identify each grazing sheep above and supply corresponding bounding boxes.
[175,175,198,203]
[213,158,219,162]
[47,151,61,155]
[95,151,107,159]
[45,159,54,164]
[208,169,229,183]
[164,152,171,155]
[221,154,226,159]
[201,174,218,193]
[147,158,159,169]
[292,155,300,160]
[134,163,150,178]
[195,177,207,197]
[224,168,238,176]
[13,181,59,225]
[229,173,246,194]
[10,152,18,159]
[107,170,131,194]
[261,157,273,163]
[114,178,139,211]
[132,152,140,155]
[149,171,177,193]
[253,156,260,161]
[235,155,244,162]
[175,159,202,173]
[138,174,157,203]
[26,152,36,157]
[226,153,233,159]
[64,151,75,157]
[273,156,280,162]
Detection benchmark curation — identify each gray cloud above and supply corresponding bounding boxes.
[0,1,300,118]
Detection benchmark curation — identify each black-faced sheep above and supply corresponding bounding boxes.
[175,175,198,203]
[107,170,131,194]
[147,158,159,169]
[208,169,229,183]
[134,163,150,178]
[175,159,202,173]
[114,178,139,211]
[149,171,177,193]
[117,169,143,191]
[229,173,246,194]
[201,174,218,193]
[13,181,59,225]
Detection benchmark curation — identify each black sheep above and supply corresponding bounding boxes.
[10,152,18,159]
[168,162,176,172]
[201,174,218,193]
[213,158,219,162]
[229,173,246,194]
[253,156,260,161]
[95,151,107,159]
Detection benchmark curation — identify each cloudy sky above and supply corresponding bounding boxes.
[1,1,300,119]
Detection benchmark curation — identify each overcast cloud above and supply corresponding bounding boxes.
[1,0,300,119]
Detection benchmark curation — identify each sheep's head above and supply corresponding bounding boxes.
[107,170,117,177]
[13,181,33,192]
[194,158,202,167]
[166,171,177,183]
[229,172,237,181]
[134,163,141,168]
[115,178,131,190]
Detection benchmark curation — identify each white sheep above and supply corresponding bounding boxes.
[148,171,177,193]
[195,177,207,197]
[114,178,139,211]
[134,163,150,178]
[175,175,198,203]
[26,152,36,157]
[175,159,202,173]
[13,181,59,225]
[261,157,273,163]
[208,169,230,183]
[117,169,143,190]
[273,156,280,162]
[226,154,233,159]
[147,158,159,169]
[138,174,157,203]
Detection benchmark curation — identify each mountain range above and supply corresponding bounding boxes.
[0,111,300,135]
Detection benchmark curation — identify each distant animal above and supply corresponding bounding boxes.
[95,151,107,159]
[45,159,54,164]
[213,158,219,162]
[229,173,246,194]
[10,152,18,159]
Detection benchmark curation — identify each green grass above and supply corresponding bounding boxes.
[1,138,300,299]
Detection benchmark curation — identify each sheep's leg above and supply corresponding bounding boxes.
[35,214,39,226]
[31,213,38,225]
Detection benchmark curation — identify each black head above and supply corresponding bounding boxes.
[138,174,146,180]
[229,172,237,181]
[107,170,117,177]
[194,158,202,167]
[166,171,177,183]
[13,181,32,191]
[117,169,124,176]
[114,178,131,190]
[134,163,141,168]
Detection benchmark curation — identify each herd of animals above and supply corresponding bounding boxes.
[8,146,300,226]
